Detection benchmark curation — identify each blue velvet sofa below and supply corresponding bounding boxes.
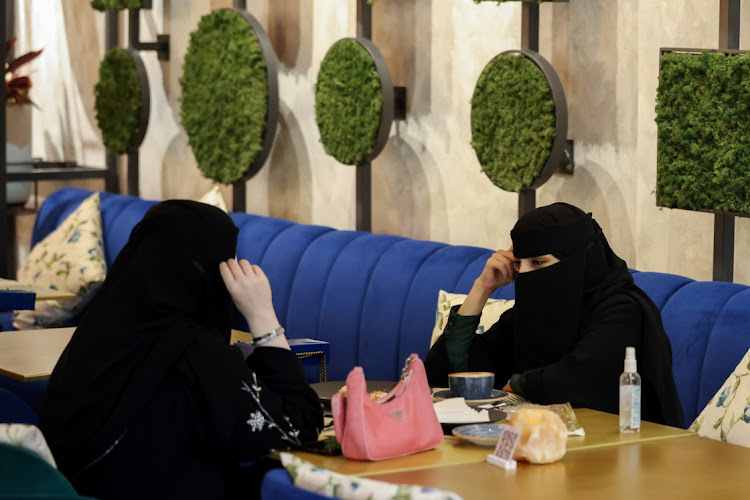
[5,187,750,427]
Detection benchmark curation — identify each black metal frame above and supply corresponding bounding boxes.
[0,3,119,277]
[716,0,739,283]
[356,1,373,232]
[107,48,150,198]
[352,0,407,232]
[105,11,120,194]
[517,1,573,217]
[501,49,572,190]
[128,0,169,61]
[126,48,151,152]
[353,37,395,164]
[229,7,280,213]
[1,1,9,277]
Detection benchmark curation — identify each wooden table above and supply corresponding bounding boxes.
[0,328,262,382]
[0,327,75,381]
[293,408,695,477]
[369,436,748,499]
[0,279,77,301]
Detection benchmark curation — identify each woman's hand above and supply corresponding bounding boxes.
[219,259,280,335]
[476,246,516,292]
[457,246,516,316]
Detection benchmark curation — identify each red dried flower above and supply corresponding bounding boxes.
[5,37,43,106]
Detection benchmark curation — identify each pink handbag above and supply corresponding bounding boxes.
[331,354,443,461]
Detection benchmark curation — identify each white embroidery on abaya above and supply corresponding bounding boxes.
[241,374,301,445]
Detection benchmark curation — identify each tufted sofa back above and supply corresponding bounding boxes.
[31,188,750,426]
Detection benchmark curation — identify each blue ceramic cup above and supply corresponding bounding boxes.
[448,372,495,400]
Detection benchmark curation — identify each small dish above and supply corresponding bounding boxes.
[451,423,505,446]
[440,408,507,435]
[432,388,508,406]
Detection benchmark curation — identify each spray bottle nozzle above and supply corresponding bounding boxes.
[624,346,637,373]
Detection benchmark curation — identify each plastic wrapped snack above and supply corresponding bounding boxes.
[509,408,567,464]
[513,402,584,436]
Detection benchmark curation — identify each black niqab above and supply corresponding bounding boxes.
[511,204,612,368]
[39,200,239,476]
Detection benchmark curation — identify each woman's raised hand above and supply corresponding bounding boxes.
[457,246,516,317]
[476,246,516,292]
[219,258,280,335]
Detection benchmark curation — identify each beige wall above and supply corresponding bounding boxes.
[12,0,750,283]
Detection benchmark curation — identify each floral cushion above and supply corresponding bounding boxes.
[0,424,56,468]
[430,290,515,347]
[689,348,750,446]
[280,452,463,500]
[199,185,228,213]
[14,193,107,329]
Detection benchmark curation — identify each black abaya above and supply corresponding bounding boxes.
[39,200,323,499]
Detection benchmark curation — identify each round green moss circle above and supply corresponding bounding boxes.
[94,48,144,155]
[180,9,269,185]
[315,39,384,165]
[90,0,143,11]
[471,54,557,192]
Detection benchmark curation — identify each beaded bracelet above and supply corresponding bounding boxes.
[253,326,285,346]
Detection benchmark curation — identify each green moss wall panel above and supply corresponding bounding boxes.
[656,51,750,215]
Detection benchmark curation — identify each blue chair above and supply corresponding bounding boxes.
[0,388,38,424]
[0,442,94,498]
[261,468,333,500]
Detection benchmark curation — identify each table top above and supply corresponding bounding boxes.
[0,279,77,301]
[292,408,695,477]
[0,328,252,382]
[0,327,75,381]
[369,436,748,499]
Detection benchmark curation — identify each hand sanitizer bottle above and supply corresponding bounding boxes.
[619,346,641,433]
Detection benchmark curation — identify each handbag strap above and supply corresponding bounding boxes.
[401,353,418,382]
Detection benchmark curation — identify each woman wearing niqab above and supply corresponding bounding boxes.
[39,200,323,499]
[426,203,685,428]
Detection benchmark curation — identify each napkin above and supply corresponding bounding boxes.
[433,397,489,423]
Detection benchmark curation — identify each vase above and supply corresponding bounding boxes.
[6,105,33,205]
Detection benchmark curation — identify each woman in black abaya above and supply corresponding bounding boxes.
[39,200,323,499]
[425,203,685,428]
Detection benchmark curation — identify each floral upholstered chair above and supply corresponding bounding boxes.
[690,348,750,446]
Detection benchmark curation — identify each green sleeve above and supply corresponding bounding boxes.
[444,305,481,372]
[509,372,528,397]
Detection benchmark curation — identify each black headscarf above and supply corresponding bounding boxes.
[39,200,239,476]
[510,203,684,427]
[511,204,617,368]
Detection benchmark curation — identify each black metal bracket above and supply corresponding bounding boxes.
[558,140,574,176]
[394,86,407,121]
[128,7,169,61]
